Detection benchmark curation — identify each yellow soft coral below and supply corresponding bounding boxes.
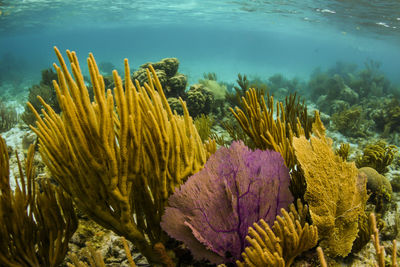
[29,47,215,264]
[237,200,318,267]
[293,121,368,257]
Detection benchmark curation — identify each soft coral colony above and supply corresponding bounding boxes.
[0,46,397,267]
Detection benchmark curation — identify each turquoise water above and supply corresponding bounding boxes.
[0,0,399,87]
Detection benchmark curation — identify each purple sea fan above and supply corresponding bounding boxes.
[160,141,293,264]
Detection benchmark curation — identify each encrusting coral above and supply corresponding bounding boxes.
[28,47,215,265]
[236,199,318,267]
[293,118,368,257]
[0,135,78,267]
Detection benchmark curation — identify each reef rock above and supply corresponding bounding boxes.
[132,58,187,98]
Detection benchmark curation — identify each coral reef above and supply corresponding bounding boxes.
[335,143,350,161]
[199,79,227,101]
[372,98,400,135]
[225,73,266,109]
[293,122,368,257]
[349,60,393,99]
[98,61,117,75]
[237,200,318,267]
[0,136,77,266]
[68,237,138,267]
[308,60,398,142]
[230,88,315,200]
[359,167,392,214]
[29,47,214,265]
[359,167,392,202]
[267,73,304,101]
[194,114,214,142]
[198,78,228,117]
[167,97,184,115]
[2,46,398,267]
[331,105,370,138]
[231,88,298,169]
[21,68,60,126]
[218,119,253,147]
[132,58,187,99]
[161,141,293,264]
[185,83,214,117]
[369,213,398,267]
[0,98,18,132]
[356,140,398,174]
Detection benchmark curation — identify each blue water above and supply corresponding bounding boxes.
[0,0,399,88]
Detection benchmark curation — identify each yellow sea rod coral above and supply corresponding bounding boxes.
[28,47,215,265]
[237,200,318,267]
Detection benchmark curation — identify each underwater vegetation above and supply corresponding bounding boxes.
[0,136,77,266]
[331,105,370,138]
[356,140,398,175]
[28,47,216,265]
[0,46,398,267]
[309,60,395,106]
[194,113,214,142]
[21,68,60,127]
[0,98,18,132]
[372,98,400,135]
[335,142,350,161]
[308,60,400,143]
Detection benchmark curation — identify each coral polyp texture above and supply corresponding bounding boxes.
[161,141,293,264]
[28,47,215,265]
